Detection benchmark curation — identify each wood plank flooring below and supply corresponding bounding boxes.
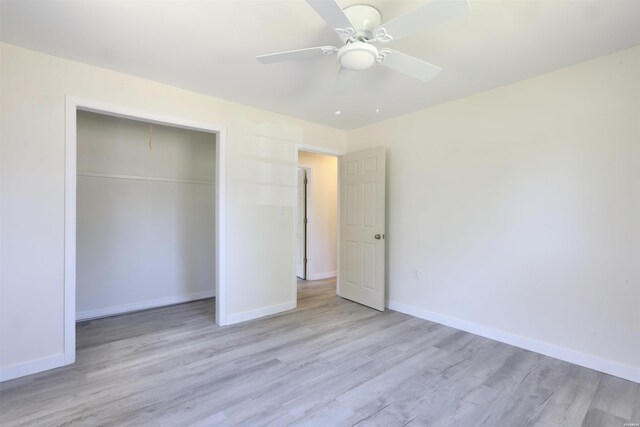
[1,278,639,426]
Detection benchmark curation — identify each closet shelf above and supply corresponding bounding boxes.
[77,172,213,185]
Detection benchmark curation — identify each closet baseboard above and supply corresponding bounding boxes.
[76,291,215,321]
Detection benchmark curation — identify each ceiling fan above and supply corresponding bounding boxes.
[256,0,470,82]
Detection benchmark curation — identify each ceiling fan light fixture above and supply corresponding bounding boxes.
[338,42,378,71]
[257,0,470,82]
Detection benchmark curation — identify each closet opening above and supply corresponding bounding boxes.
[64,97,227,366]
[76,110,216,323]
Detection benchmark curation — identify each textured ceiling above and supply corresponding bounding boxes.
[1,0,640,130]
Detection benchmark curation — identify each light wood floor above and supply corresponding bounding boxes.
[1,278,638,426]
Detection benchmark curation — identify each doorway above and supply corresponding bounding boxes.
[294,146,387,312]
[295,150,338,288]
[64,97,227,366]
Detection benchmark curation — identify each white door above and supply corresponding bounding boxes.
[338,147,386,311]
[296,168,307,279]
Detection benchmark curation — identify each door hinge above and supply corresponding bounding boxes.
[304,178,308,184]
[304,218,308,224]
[304,258,308,264]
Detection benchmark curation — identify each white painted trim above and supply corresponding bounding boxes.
[387,300,640,384]
[308,271,337,280]
[226,300,296,325]
[0,354,66,382]
[72,98,222,133]
[297,145,344,157]
[299,166,312,280]
[336,155,343,298]
[64,99,77,365]
[76,291,215,321]
[77,172,214,185]
[292,152,302,302]
[216,127,228,326]
[63,96,229,380]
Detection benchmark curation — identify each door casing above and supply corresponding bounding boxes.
[296,167,310,280]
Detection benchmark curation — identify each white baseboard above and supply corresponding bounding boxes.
[226,300,296,325]
[387,300,640,384]
[76,290,215,321]
[0,353,67,382]
[308,271,337,280]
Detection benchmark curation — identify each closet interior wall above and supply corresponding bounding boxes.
[76,111,216,320]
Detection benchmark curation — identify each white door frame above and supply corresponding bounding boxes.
[293,145,344,303]
[64,96,228,365]
[296,166,311,280]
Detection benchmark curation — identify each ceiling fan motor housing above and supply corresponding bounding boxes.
[343,4,382,39]
[338,5,381,71]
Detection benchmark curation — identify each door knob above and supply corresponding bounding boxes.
[374,234,382,240]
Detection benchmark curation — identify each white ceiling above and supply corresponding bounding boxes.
[1,0,640,130]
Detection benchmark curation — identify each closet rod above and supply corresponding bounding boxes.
[77,172,214,185]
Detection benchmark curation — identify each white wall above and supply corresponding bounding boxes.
[0,43,347,380]
[2,39,638,383]
[349,45,640,382]
[76,111,215,319]
[298,151,338,280]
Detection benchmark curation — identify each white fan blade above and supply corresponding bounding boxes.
[257,46,337,64]
[306,0,354,31]
[374,0,470,41]
[379,49,442,82]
